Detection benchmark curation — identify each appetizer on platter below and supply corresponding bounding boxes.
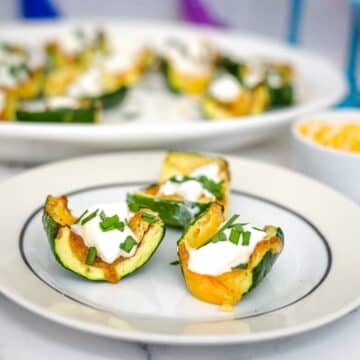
[127,151,230,227]
[43,195,165,282]
[159,39,219,95]
[0,27,296,121]
[177,203,284,306]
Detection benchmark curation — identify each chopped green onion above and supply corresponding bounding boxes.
[141,212,157,224]
[242,231,251,246]
[211,231,227,243]
[120,236,137,253]
[75,209,89,224]
[219,214,240,232]
[86,247,97,265]
[252,226,264,232]
[197,176,223,200]
[169,260,180,266]
[169,175,223,199]
[81,209,99,225]
[199,214,240,248]
[229,227,241,245]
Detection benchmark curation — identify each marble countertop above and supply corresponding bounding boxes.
[1,133,358,359]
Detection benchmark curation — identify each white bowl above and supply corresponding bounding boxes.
[292,109,360,202]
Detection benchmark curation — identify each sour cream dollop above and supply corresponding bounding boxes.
[188,223,266,276]
[209,74,242,103]
[158,163,220,202]
[67,68,103,98]
[72,202,138,264]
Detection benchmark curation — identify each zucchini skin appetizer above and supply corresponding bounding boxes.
[16,97,99,123]
[43,195,165,283]
[159,40,218,95]
[127,151,230,228]
[177,203,284,306]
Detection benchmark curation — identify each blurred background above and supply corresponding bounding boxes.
[0,0,351,67]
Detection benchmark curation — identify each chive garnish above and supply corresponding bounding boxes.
[252,226,264,232]
[120,236,137,253]
[81,209,99,225]
[169,260,180,266]
[99,214,125,232]
[199,214,240,248]
[86,246,97,265]
[211,231,227,243]
[141,212,157,224]
[219,214,240,232]
[75,209,89,224]
[242,231,251,246]
[229,227,241,245]
[169,174,223,199]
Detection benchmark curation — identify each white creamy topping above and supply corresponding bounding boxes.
[72,202,137,264]
[190,163,220,183]
[188,224,266,276]
[209,74,242,103]
[244,61,266,88]
[26,47,46,70]
[58,28,97,55]
[0,66,17,88]
[102,52,134,74]
[47,96,80,109]
[158,163,220,202]
[164,40,212,76]
[21,96,80,112]
[267,70,283,88]
[159,179,215,202]
[67,68,103,98]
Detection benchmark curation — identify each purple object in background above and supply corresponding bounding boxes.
[179,0,226,27]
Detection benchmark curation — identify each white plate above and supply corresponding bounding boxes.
[0,151,359,344]
[0,20,346,163]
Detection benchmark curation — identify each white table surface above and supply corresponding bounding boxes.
[0,132,359,359]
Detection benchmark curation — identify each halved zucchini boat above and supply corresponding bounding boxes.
[43,195,165,283]
[127,151,230,227]
[177,203,284,306]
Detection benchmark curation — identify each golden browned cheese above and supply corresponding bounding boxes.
[67,211,150,283]
[169,66,212,95]
[177,202,283,306]
[179,233,283,306]
[16,69,44,100]
[43,65,81,97]
[46,195,77,226]
[0,89,17,121]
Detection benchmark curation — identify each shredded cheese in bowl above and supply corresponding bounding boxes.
[297,120,360,154]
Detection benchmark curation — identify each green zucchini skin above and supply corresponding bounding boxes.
[159,59,180,94]
[127,193,209,228]
[220,56,245,82]
[245,227,284,294]
[42,200,59,253]
[91,86,128,109]
[267,84,294,107]
[16,106,98,123]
